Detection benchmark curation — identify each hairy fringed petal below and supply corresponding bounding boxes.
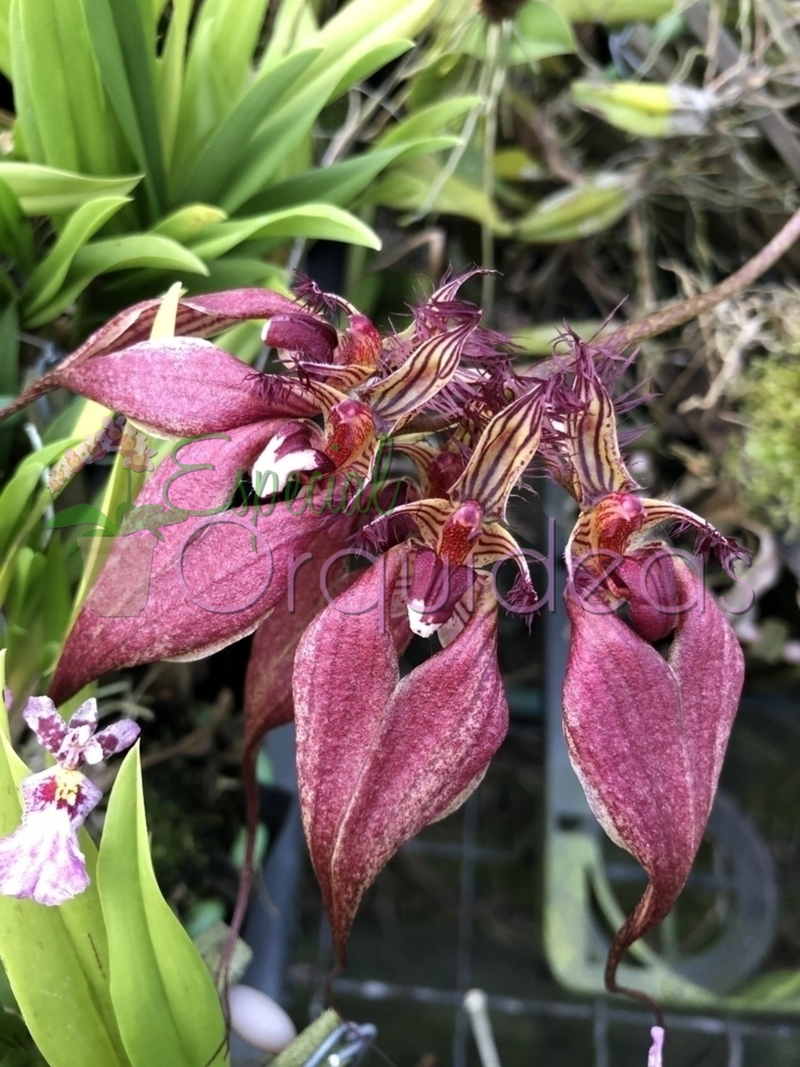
[293,546,508,962]
[0,287,303,421]
[49,425,344,704]
[562,560,743,990]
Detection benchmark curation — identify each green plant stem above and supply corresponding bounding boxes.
[270,1010,342,1067]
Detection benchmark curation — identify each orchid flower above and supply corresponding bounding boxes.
[289,384,545,962]
[0,697,139,906]
[549,338,747,1001]
[17,276,495,708]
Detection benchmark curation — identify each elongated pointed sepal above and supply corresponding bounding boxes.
[49,425,332,704]
[562,561,743,992]
[0,288,302,422]
[366,319,478,429]
[57,338,319,438]
[553,354,638,509]
[293,548,508,962]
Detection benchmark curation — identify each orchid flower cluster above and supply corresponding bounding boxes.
[0,696,139,905]
[0,273,747,1021]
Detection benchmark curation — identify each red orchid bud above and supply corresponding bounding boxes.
[293,547,508,962]
[562,560,743,993]
[262,313,338,362]
[335,314,382,368]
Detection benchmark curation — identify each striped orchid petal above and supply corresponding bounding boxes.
[365,319,478,430]
[451,387,544,519]
[561,373,638,509]
[364,499,453,551]
[638,499,751,573]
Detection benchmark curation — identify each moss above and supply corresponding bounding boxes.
[732,355,800,534]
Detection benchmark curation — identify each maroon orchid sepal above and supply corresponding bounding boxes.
[562,559,743,992]
[552,342,748,1005]
[293,545,508,962]
[0,288,305,423]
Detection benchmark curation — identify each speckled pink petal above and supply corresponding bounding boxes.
[83,720,141,764]
[49,426,349,704]
[56,337,319,439]
[67,698,99,731]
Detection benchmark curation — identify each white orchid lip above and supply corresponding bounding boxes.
[407,599,441,639]
[252,437,325,495]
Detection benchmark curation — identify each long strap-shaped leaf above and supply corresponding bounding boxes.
[82,0,166,219]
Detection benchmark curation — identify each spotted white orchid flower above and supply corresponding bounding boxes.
[0,697,139,906]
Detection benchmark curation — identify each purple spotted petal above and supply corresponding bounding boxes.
[83,720,141,764]
[0,809,90,905]
[0,767,103,906]
[21,697,66,756]
[67,698,99,731]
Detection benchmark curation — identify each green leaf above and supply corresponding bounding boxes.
[182,0,271,128]
[0,438,81,564]
[195,257,288,293]
[250,147,419,212]
[12,0,117,174]
[378,96,482,147]
[151,203,227,243]
[7,0,44,165]
[45,504,118,534]
[0,179,33,274]
[81,0,166,218]
[178,48,323,205]
[25,235,208,328]
[256,0,316,77]
[154,0,191,172]
[189,203,380,260]
[0,655,129,1067]
[331,38,412,98]
[97,746,229,1067]
[0,0,11,77]
[0,301,19,397]
[12,0,79,170]
[23,197,131,319]
[509,1,576,62]
[0,163,140,216]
